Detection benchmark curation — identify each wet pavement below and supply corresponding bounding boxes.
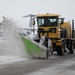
[27,54,75,75]
[0,53,75,75]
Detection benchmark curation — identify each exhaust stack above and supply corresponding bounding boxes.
[72,20,74,38]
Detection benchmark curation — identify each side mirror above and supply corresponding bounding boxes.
[61,20,64,24]
[59,18,64,25]
[32,18,35,25]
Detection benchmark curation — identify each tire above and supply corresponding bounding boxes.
[57,41,65,56]
[46,50,49,59]
[69,41,74,54]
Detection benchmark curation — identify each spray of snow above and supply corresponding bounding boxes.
[0,17,29,65]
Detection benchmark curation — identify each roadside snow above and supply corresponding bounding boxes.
[0,55,28,65]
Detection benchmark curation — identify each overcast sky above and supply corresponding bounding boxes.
[0,0,75,28]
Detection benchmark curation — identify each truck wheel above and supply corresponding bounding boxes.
[46,50,49,59]
[69,41,74,54]
[57,42,65,56]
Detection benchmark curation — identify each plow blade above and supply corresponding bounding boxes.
[22,36,47,59]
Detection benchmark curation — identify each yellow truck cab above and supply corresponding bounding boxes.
[35,13,74,56]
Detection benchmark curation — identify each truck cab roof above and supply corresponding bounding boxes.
[36,13,59,17]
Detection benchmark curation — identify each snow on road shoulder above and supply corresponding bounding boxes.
[0,55,28,65]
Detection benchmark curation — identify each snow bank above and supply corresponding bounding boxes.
[0,55,28,65]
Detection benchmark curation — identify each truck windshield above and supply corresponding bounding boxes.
[37,17,58,26]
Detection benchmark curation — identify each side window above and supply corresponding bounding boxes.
[38,19,44,26]
[50,19,56,22]
[38,19,41,26]
[50,18,57,26]
[42,19,44,25]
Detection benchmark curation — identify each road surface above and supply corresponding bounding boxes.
[0,53,75,75]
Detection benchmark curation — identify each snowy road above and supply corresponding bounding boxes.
[27,55,75,75]
[0,53,75,75]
